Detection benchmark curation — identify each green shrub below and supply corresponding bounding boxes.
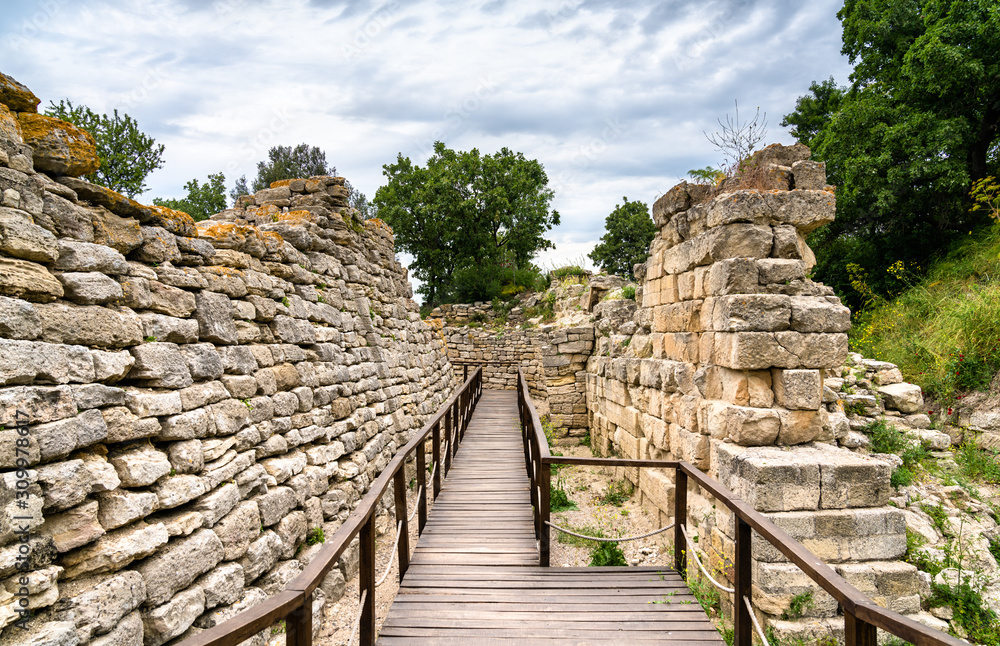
[306,527,325,545]
[621,285,636,300]
[954,437,1000,483]
[865,419,928,485]
[551,265,587,279]
[597,480,632,506]
[589,541,627,566]
[550,486,578,512]
[781,590,814,620]
[927,582,1000,644]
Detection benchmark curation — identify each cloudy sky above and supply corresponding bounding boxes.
[1,0,853,293]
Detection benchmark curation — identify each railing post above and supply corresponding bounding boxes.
[284,592,312,646]
[443,409,453,476]
[845,610,877,646]
[464,363,468,382]
[393,470,411,580]
[539,460,550,567]
[432,421,441,498]
[734,516,752,646]
[359,516,375,646]
[674,467,687,577]
[416,439,427,533]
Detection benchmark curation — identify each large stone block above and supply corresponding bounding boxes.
[39,500,105,552]
[62,570,145,642]
[710,294,791,332]
[128,342,193,388]
[57,272,124,305]
[0,257,63,302]
[138,529,225,607]
[141,586,205,646]
[36,303,143,348]
[61,522,169,580]
[195,290,237,345]
[0,72,40,112]
[752,507,906,563]
[17,112,98,176]
[877,382,924,414]
[772,369,822,410]
[0,207,59,262]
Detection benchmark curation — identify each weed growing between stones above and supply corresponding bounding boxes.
[927,582,1000,644]
[865,419,929,486]
[589,540,627,566]
[597,479,632,506]
[306,527,325,545]
[621,285,636,300]
[550,473,578,512]
[953,437,1000,483]
[780,590,814,620]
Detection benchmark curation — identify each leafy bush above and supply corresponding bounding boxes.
[306,527,325,545]
[621,285,636,300]
[927,582,1000,644]
[865,419,929,486]
[589,541,627,567]
[597,480,632,506]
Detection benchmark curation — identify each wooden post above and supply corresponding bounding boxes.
[539,461,551,567]
[443,408,453,477]
[416,439,427,533]
[734,516,752,646]
[845,611,878,646]
[359,516,375,646]
[674,468,687,577]
[463,363,468,382]
[393,470,411,580]
[284,592,312,646]
[432,421,441,498]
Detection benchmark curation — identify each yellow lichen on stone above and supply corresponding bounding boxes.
[245,204,281,221]
[261,231,284,254]
[17,113,98,176]
[276,210,317,224]
[148,204,197,237]
[367,218,394,235]
[0,72,40,113]
[269,179,294,189]
[0,104,23,144]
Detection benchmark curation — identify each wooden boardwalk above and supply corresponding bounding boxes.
[377,390,725,645]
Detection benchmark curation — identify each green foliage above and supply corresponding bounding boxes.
[686,167,725,185]
[922,502,950,537]
[154,172,227,221]
[252,144,333,191]
[971,176,1000,222]
[781,590,814,620]
[789,0,1000,312]
[597,480,632,507]
[904,527,943,576]
[588,541,627,567]
[954,437,1000,483]
[44,99,165,198]
[588,197,655,278]
[780,77,845,151]
[306,527,325,546]
[687,572,721,617]
[927,582,1000,644]
[230,175,250,205]
[551,265,587,279]
[556,523,605,548]
[550,485,578,512]
[865,419,929,486]
[621,285,636,300]
[846,223,1000,401]
[375,142,559,305]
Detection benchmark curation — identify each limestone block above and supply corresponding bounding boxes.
[213,500,260,560]
[711,294,790,332]
[133,226,180,264]
[662,332,699,363]
[877,382,924,414]
[789,296,851,333]
[53,240,128,274]
[1,621,78,646]
[275,510,308,559]
[239,531,282,584]
[0,206,58,262]
[141,586,205,646]
[0,72,40,112]
[138,529,224,608]
[791,160,827,190]
[91,350,135,383]
[101,406,160,443]
[96,489,158,531]
[147,280,196,318]
[89,610,143,646]
[752,561,839,617]
[139,313,199,344]
[36,303,143,348]
[109,445,171,487]
[752,507,906,563]
[0,257,63,301]
[195,562,245,610]
[179,344,224,381]
[61,522,169,580]
[195,290,237,345]
[40,500,105,553]
[0,339,94,387]
[757,258,806,286]
[36,460,91,511]
[41,193,93,243]
[63,570,145,642]
[817,446,891,509]
[255,486,297,527]
[192,482,240,527]
[0,295,40,340]
[153,474,207,509]
[17,112,98,176]
[128,343,193,388]
[89,206,143,255]
[124,390,182,417]
[670,425,709,470]
[717,443,820,512]
[772,369,822,410]
[56,272,123,305]
[777,408,826,445]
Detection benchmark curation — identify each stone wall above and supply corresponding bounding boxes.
[0,72,454,646]
[584,144,933,640]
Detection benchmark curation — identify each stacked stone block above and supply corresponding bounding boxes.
[0,72,455,646]
[585,144,926,640]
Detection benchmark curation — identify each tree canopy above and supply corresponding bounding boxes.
[154,173,227,221]
[250,143,334,191]
[782,0,1000,309]
[45,100,165,198]
[589,197,655,278]
[374,142,560,305]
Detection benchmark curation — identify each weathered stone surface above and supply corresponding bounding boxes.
[17,112,98,176]
[1,621,78,646]
[141,586,205,646]
[108,445,171,487]
[124,389,182,417]
[167,439,204,475]
[57,272,124,305]
[0,72,40,112]
[96,489,159,531]
[138,312,199,344]
[36,303,143,348]
[64,570,145,642]
[160,407,213,440]
[89,610,143,646]
[40,500,105,552]
[101,406,160,443]
[195,562,245,610]
[138,529,224,607]
[128,342,193,388]
[195,290,237,344]
[191,482,239,527]
[772,369,822,410]
[147,280,196,318]
[61,522,169,580]
[0,257,63,301]
[213,501,260,560]
[91,350,135,383]
[133,226,181,264]
[36,460,91,511]
[53,240,127,274]
[877,382,924,414]
[179,343,223,380]
[238,531,282,583]
[0,339,93,386]
[0,295,40,339]
[0,206,58,262]
[153,474,207,509]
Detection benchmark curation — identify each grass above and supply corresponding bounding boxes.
[621,284,636,300]
[306,527,325,545]
[953,437,1000,483]
[848,222,1000,403]
[551,265,587,279]
[556,523,606,548]
[597,479,633,506]
[864,419,929,486]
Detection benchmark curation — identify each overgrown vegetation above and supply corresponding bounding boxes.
[927,582,1000,645]
[588,540,627,567]
[550,473,578,512]
[306,527,325,546]
[953,437,1000,484]
[864,419,929,487]
[597,480,632,507]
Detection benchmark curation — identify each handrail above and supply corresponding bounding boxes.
[519,380,966,646]
[180,366,484,646]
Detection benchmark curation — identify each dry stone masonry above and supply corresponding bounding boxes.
[584,144,940,641]
[0,72,455,646]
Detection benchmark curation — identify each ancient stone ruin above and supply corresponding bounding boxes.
[0,72,454,646]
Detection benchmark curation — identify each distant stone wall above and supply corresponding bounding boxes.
[584,144,931,641]
[0,72,454,646]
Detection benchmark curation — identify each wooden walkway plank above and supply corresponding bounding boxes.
[377,390,724,645]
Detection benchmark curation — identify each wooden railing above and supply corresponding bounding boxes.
[516,368,964,646]
[180,367,483,646]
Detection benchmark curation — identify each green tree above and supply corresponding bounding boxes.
[44,100,165,198]
[252,144,334,191]
[588,197,655,278]
[230,175,250,205]
[345,180,376,219]
[783,0,1000,309]
[374,142,559,305]
[780,77,845,150]
[154,173,227,221]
